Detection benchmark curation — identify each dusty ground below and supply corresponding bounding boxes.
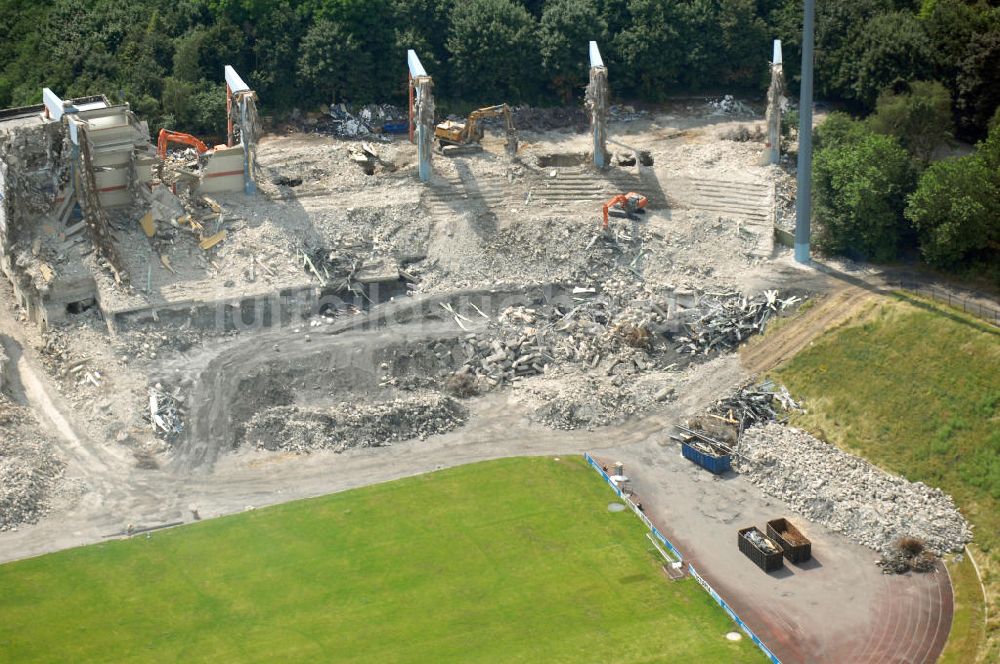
[0,101,961,663]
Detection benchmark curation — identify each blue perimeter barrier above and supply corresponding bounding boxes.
[583,452,782,664]
[688,564,782,664]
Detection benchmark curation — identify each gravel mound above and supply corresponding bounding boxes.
[244,394,468,453]
[0,344,8,393]
[0,396,65,531]
[736,423,972,555]
[522,375,644,430]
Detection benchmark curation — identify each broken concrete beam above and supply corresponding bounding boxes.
[198,146,245,194]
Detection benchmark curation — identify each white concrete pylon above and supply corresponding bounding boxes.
[407,50,433,183]
[762,39,784,166]
[587,42,609,170]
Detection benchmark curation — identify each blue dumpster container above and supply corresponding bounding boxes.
[681,441,732,474]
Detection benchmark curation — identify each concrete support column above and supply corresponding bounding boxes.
[586,41,609,170]
[762,40,784,166]
[407,50,434,183]
[224,66,256,195]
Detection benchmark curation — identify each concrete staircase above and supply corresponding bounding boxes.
[686,177,771,224]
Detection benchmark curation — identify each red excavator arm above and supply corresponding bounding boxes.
[157,129,211,160]
[602,192,648,229]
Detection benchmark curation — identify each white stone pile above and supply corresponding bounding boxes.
[0,397,66,531]
[245,393,468,454]
[0,344,8,393]
[736,423,973,555]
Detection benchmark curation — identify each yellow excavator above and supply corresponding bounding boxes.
[434,104,518,158]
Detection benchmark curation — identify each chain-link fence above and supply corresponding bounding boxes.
[897,282,1000,327]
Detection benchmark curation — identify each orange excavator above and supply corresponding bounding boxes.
[157,128,217,159]
[602,192,648,229]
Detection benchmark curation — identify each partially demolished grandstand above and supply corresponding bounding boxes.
[0,68,259,328]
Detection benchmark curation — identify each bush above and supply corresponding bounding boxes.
[444,372,480,398]
[446,0,541,102]
[904,153,1000,268]
[867,81,953,162]
[813,131,916,261]
[896,535,925,557]
[813,112,867,152]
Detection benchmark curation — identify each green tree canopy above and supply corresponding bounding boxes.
[867,80,953,162]
[539,0,607,101]
[446,0,541,102]
[612,0,685,98]
[904,153,1000,267]
[847,11,936,109]
[814,131,916,261]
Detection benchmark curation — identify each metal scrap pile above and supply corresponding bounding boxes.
[321,104,405,139]
[147,383,185,441]
[743,528,780,555]
[711,379,799,434]
[675,290,799,355]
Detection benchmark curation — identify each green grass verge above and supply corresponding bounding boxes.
[0,457,760,663]
[772,293,999,661]
[939,552,988,664]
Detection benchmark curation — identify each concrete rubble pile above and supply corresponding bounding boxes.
[0,344,7,393]
[453,295,675,391]
[736,423,972,557]
[676,290,799,355]
[522,375,651,430]
[0,396,66,531]
[244,393,468,454]
[447,292,696,429]
[707,94,755,117]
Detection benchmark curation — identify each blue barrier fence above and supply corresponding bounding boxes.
[583,453,782,664]
[688,564,782,664]
[583,453,683,561]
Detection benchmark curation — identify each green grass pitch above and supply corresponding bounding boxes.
[0,457,760,662]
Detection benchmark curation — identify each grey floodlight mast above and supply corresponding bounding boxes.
[795,0,815,264]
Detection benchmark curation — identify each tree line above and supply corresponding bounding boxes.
[813,83,999,277]
[0,0,997,142]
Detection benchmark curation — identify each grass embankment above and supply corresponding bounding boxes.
[771,293,999,662]
[0,457,759,663]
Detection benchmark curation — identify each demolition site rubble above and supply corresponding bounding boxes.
[675,290,800,355]
[0,395,70,531]
[243,393,468,454]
